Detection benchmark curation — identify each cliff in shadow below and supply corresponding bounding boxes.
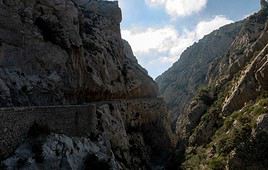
[0,0,158,107]
[0,0,174,169]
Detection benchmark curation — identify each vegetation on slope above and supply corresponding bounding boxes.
[183,97,268,169]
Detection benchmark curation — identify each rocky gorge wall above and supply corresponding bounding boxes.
[0,0,174,169]
[157,1,268,169]
[1,98,173,169]
[0,0,158,107]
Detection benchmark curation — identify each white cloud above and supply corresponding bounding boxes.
[122,15,233,78]
[122,27,179,54]
[146,0,207,17]
[195,15,233,39]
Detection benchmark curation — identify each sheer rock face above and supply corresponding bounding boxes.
[0,0,173,169]
[0,0,158,107]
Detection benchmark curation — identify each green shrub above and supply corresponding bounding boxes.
[208,156,226,170]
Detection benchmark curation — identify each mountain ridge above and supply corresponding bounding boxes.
[157,1,268,169]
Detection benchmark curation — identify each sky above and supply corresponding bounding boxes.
[115,0,260,79]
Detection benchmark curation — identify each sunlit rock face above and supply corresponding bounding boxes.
[157,2,268,169]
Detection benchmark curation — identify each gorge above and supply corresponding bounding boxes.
[0,0,268,170]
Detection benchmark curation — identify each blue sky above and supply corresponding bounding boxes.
[117,0,260,78]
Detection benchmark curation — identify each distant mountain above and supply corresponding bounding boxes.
[156,21,242,124]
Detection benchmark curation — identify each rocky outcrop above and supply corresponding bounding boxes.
[3,134,121,170]
[175,88,215,140]
[0,0,158,107]
[1,99,173,169]
[261,0,268,10]
[227,113,268,169]
[222,41,268,114]
[184,8,268,147]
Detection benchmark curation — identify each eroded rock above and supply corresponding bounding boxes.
[3,134,120,170]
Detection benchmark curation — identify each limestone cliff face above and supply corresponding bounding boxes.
[157,2,268,169]
[0,0,173,169]
[188,8,268,145]
[0,0,158,107]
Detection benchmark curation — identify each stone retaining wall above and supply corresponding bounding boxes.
[0,98,172,159]
[0,105,97,158]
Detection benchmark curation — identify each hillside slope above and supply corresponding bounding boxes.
[157,1,268,169]
[156,22,243,125]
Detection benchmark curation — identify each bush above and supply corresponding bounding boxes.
[208,156,225,170]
